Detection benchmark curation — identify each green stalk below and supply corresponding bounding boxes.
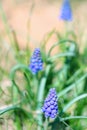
[12,83,23,130]
[37,65,51,130]
[14,114,23,130]
[37,77,47,130]
[44,118,48,130]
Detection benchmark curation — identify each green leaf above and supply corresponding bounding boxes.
[63,94,87,112]
[61,116,87,121]
[10,64,31,80]
[10,64,34,107]
[0,104,33,119]
[48,39,77,57]
[0,105,20,115]
[47,52,75,62]
[58,73,87,97]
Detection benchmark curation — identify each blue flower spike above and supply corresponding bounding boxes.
[29,48,43,74]
[42,88,58,119]
[59,0,73,21]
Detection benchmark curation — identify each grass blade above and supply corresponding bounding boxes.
[61,116,87,121]
[58,73,87,97]
[63,94,87,112]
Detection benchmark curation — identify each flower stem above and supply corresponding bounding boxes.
[37,77,47,130]
[37,65,51,130]
[44,118,48,130]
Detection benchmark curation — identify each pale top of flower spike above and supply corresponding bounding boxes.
[59,0,73,21]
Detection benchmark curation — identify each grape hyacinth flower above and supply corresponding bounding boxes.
[29,48,43,74]
[59,0,73,21]
[42,88,58,118]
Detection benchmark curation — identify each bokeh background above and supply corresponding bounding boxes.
[0,0,87,130]
[0,0,87,48]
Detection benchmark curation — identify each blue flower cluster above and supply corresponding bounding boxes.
[29,48,43,74]
[42,88,58,118]
[59,0,72,21]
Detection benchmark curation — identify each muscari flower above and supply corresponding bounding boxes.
[29,48,43,74]
[42,88,58,118]
[59,0,73,21]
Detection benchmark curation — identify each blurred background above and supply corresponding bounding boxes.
[0,0,87,130]
[0,0,87,48]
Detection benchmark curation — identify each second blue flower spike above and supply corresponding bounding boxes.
[59,0,73,21]
[29,48,43,74]
[42,88,58,118]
